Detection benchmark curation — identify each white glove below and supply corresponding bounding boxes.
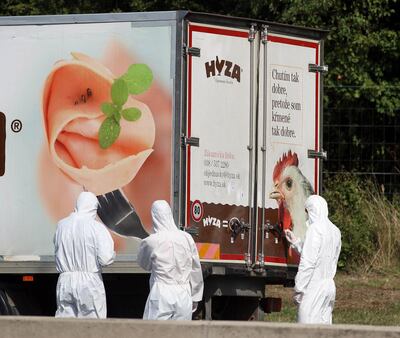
[285,229,298,245]
[293,291,303,306]
[285,229,303,254]
[192,301,198,313]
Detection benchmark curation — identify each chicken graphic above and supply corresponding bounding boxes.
[269,150,314,241]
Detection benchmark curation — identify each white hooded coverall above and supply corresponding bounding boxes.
[294,195,341,324]
[54,192,115,318]
[137,200,204,320]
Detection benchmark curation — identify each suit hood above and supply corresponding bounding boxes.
[151,200,178,233]
[304,195,329,224]
[75,191,98,218]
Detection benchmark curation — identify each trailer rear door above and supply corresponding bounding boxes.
[184,21,324,269]
[256,30,322,268]
[184,23,256,264]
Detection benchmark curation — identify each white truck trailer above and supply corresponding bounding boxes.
[0,10,327,319]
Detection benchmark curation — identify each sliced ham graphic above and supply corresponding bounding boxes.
[42,53,155,195]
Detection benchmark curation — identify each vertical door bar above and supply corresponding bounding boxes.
[259,26,268,266]
[318,41,324,194]
[0,112,5,176]
[246,24,257,266]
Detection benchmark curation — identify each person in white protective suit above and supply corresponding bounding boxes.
[54,191,115,318]
[137,200,204,320]
[285,195,341,324]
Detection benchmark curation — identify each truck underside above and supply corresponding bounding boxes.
[0,274,289,319]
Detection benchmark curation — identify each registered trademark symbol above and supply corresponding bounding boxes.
[11,119,22,133]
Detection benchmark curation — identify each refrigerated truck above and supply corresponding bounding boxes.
[0,11,328,319]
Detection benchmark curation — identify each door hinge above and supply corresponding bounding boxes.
[181,135,200,147]
[183,44,200,57]
[309,63,328,74]
[261,25,269,44]
[308,149,327,160]
[248,23,257,42]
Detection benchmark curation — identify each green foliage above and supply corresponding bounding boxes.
[324,173,400,271]
[122,107,141,121]
[101,102,118,117]
[98,63,151,148]
[111,78,129,107]
[0,0,132,15]
[256,0,399,117]
[98,116,121,149]
[121,64,153,95]
[324,173,375,270]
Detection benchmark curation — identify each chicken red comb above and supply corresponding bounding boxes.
[273,150,299,182]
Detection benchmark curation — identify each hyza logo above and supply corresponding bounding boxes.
[205,56,241,83]
[203,215,221,228]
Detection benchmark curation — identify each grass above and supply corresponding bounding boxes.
[324,173,400,272]
[264,174,400,325]
[265,269,400,325]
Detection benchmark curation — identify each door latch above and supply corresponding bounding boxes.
[183,44,201,57]
[265,220,283,238]
[229,217,250,243]
[308,149,327,160]
[309,63,328,74]
[181,135,200,147]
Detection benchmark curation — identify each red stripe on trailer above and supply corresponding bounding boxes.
[218,254,287,264]
[189,25,248,38]
[220,253,245,260]
[267,35,318,49]
[265,256,287,264]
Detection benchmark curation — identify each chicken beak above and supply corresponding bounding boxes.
[269,190,283,200]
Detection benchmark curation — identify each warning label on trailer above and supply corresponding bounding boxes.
[191,200,203,222]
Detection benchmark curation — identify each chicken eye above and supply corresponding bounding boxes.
[286,178,293,189]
